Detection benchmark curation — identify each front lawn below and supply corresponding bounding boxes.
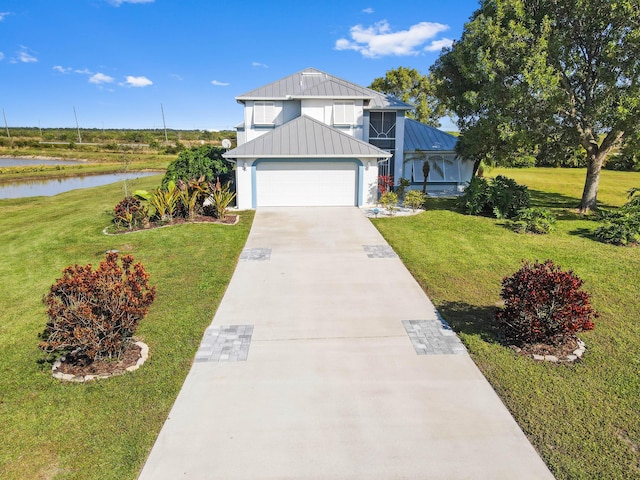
[374,168,640,480]
[0,176,253,479]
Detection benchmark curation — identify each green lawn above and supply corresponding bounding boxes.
[0,175,253,479]
[374,168,640,479]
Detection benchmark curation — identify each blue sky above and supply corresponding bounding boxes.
[1,0,479,131]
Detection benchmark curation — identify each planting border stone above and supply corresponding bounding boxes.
[52,341,149,382]
[512,339,586,364]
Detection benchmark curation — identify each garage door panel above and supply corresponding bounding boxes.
[256,161,357,207]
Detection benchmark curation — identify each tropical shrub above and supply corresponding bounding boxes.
[211,181,236,219]
[162,145,234,187]
[403,190,426,211]
[488,175,530,219]
[457,176,490,215]
[510,207,556,234]
[134,180,181,222]
[594,188,640,245]
[40,252,156,362]
[496,260,596,346]
[394,178,412,200]
[458,175,530,219]
[379,191,399,215]
[113,196,147,230]
[176,177,211,220]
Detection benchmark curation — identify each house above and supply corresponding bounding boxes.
[223,68,473,209]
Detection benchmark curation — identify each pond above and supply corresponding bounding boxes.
[0,172,158,199]
[0,157,84,167]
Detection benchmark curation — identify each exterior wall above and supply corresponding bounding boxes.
[234,158,257,210]
[242,100,301,144]
[300,99,365,140]
[394,113,405,185]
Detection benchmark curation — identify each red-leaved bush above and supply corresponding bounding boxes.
[40,252,156,361]
[496,259,596,346]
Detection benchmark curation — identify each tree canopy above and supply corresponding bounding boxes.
[431,0,640,212]
[162,145,234,187]
[369,66,448,127]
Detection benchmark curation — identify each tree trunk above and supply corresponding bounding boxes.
[578,150,606,213]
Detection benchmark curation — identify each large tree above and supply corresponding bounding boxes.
[370,66,449,127]
[431,0,640,212]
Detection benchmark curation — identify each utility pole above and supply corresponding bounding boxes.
[2,109,10,139]
[73,106,82,143]
[160,103,168,142]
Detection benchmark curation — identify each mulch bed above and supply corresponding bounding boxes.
[55,343,142,377]
[107,214,238,234]
[510,336,585,363]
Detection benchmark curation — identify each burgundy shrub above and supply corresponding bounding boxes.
[496,259,596,345]
[40,252,156,361]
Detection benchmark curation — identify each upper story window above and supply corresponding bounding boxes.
[254,101,276,125]
[369,111,396,139]
[333,101,355,126]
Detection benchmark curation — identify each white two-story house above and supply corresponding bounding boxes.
[223,67,472,209]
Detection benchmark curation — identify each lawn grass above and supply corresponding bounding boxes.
[374,168,640,479]
[0,175,254,479]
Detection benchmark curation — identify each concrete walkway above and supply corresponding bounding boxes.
[138,207,554,479]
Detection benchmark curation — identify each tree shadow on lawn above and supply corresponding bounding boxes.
[436,300,501,345]
[529,188,619,211]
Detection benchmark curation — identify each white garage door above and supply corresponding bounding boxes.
[256,161,358,207]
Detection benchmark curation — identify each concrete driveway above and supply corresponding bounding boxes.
[138,207,554,479]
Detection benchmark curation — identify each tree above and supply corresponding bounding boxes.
[431,0,640,212]
[162,145,234,188]
[370,67,449,127]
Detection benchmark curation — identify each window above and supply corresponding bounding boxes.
[254,101,276,125]
[334,101,355,125]
[369,111,397,179]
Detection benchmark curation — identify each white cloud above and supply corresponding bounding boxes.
[107,0,154,6]
[252,62,268,68]
[75,68,92,75]
[0,12,11,21]
[0,52,4,61]
[53,65,72,73]
[335,20,449,58]
[125,75,153,87]
[17,46,37,63]
[362,7,374,14]
[170,73,183,80]
[424,38,454,52]
[89,72,115,84]
[211,80,229,86]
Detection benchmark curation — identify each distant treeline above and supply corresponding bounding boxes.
[1,127,236,145]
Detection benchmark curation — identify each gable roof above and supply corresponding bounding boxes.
[223,115,392,159]
[236,67,412,111]
[403,118,458,152]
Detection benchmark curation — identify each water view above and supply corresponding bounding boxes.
[0,172,158,199]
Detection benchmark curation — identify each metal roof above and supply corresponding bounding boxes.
[223,115,392,159]
[403,118,458,152]
[236,67,412,111]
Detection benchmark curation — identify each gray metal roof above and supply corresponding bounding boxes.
[403,118,458,152]
[236,67,412,111]
[223,115,392,159]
